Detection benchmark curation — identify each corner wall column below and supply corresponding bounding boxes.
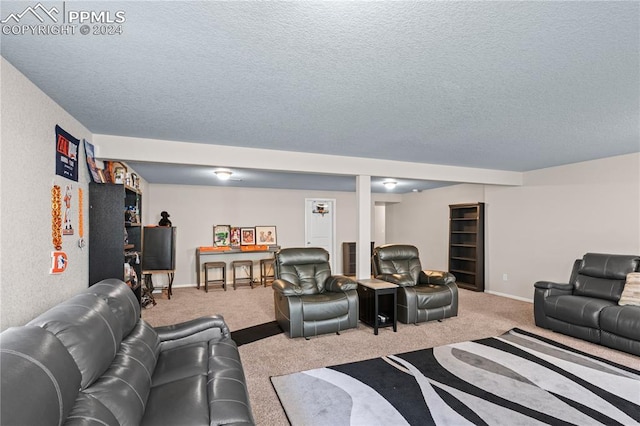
[356,175,372,280]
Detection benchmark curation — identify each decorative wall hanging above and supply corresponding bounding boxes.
[51,185,62,250]
[83,139,104,183]
[312,201,329,216]
[50,184,68,274]
[50,250,68,274]
[55,125,79,182]
[78,188,85,248]
[62,185,74,235]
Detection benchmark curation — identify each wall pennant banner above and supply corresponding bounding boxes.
[55,125,79,181]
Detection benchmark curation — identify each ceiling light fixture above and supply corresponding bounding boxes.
[383,180,397,190]
[214,170,232,180]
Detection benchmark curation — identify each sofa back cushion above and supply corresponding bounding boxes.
[85,278,140,337]
[0,326,81,426]
[275,248,332,294]
[82,319,160,425]
[27,293,124,389]
[373,244,422,285]
[573,253,640,301]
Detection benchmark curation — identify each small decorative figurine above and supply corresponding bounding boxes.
[158,211,172,227]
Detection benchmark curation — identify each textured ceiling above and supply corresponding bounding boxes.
[1,1,638,192]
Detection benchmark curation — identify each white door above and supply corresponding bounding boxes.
[305,199,336,271]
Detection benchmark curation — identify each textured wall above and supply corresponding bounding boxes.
[144,184,362,286]
[0,59,93,330]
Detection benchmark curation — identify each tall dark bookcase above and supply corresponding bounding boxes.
[342,241,375,276]
[89,182,142,302]
[448,203,484,292]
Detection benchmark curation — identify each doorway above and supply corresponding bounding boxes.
[304,199,336,271]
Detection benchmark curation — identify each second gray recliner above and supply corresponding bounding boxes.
[372,244,458,324]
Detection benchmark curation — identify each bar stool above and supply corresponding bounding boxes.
[232,260,254,289]
[260,258,275,287]
[203,261,226,292]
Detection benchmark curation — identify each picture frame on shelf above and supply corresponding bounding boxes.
[213,225,231,247]
[240,227,255,246]
[230,227,241,247]
[256,226,277,245]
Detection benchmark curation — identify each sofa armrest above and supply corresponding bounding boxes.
[272,279,304,296]
[154,315,230,351]
[375,273,415,287]
[419,270,456,286]
[326,275,358,292]
[534,281,573,294]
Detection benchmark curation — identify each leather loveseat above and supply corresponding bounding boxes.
[372,244,458,324]
[534,253,640,356]
[273,247,359,338]
[0,279,254,426]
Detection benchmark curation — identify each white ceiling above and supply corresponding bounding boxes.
[1,1,638,193]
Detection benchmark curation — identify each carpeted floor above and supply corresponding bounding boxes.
[142,285,639,425]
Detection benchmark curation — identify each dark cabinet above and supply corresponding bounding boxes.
[448,203,484,292]
[89,183,142,302]
[342,241,375,276]
[142,226,176,271]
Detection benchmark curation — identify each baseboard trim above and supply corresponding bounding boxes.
[485,290,533,304]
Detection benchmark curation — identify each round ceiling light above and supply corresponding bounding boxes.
[214,170,232,180]
[383,180,397,189]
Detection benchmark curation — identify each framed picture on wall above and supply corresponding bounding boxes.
[255,226,277,245]
[240,227,255,245]
[230,227,241,247]
[213,225,231,247]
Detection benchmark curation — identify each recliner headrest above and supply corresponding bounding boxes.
[579,253,640,280]
[375,244,419,261]
[277,247,329,266]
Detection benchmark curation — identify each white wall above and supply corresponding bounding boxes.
[1,59,92,330]
[144,184,362,286]
[485,153,640,300]
[386,153,640,301]
[386,184,486,271]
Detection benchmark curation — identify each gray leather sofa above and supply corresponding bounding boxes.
[0,279,254,426]
[273,247,358,338]
[372,244,458,324]
[534,253,640,356]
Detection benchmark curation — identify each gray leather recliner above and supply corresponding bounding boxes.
[372,244,459,324]
[272,247,359,338]
[534,252,640,356]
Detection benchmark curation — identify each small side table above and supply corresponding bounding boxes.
[357,278,398,335]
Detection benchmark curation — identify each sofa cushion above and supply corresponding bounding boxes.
[65,392,120,425]
[579,253,640,280]
[152,342,208,387]
[574,254,640,301]
[85,278,141,337]
[544,295,615,328]
[142,375,209,426]
[619,273,640,306]
[300,292,350,321]
[0,326,81,426]
[600,305,640,341]
[27,293,123,389]
[209,338,254,425]
[414,284,454,309]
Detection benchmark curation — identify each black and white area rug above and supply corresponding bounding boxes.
[271,328,640,425]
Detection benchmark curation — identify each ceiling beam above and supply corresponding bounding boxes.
[93,134,523,186]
